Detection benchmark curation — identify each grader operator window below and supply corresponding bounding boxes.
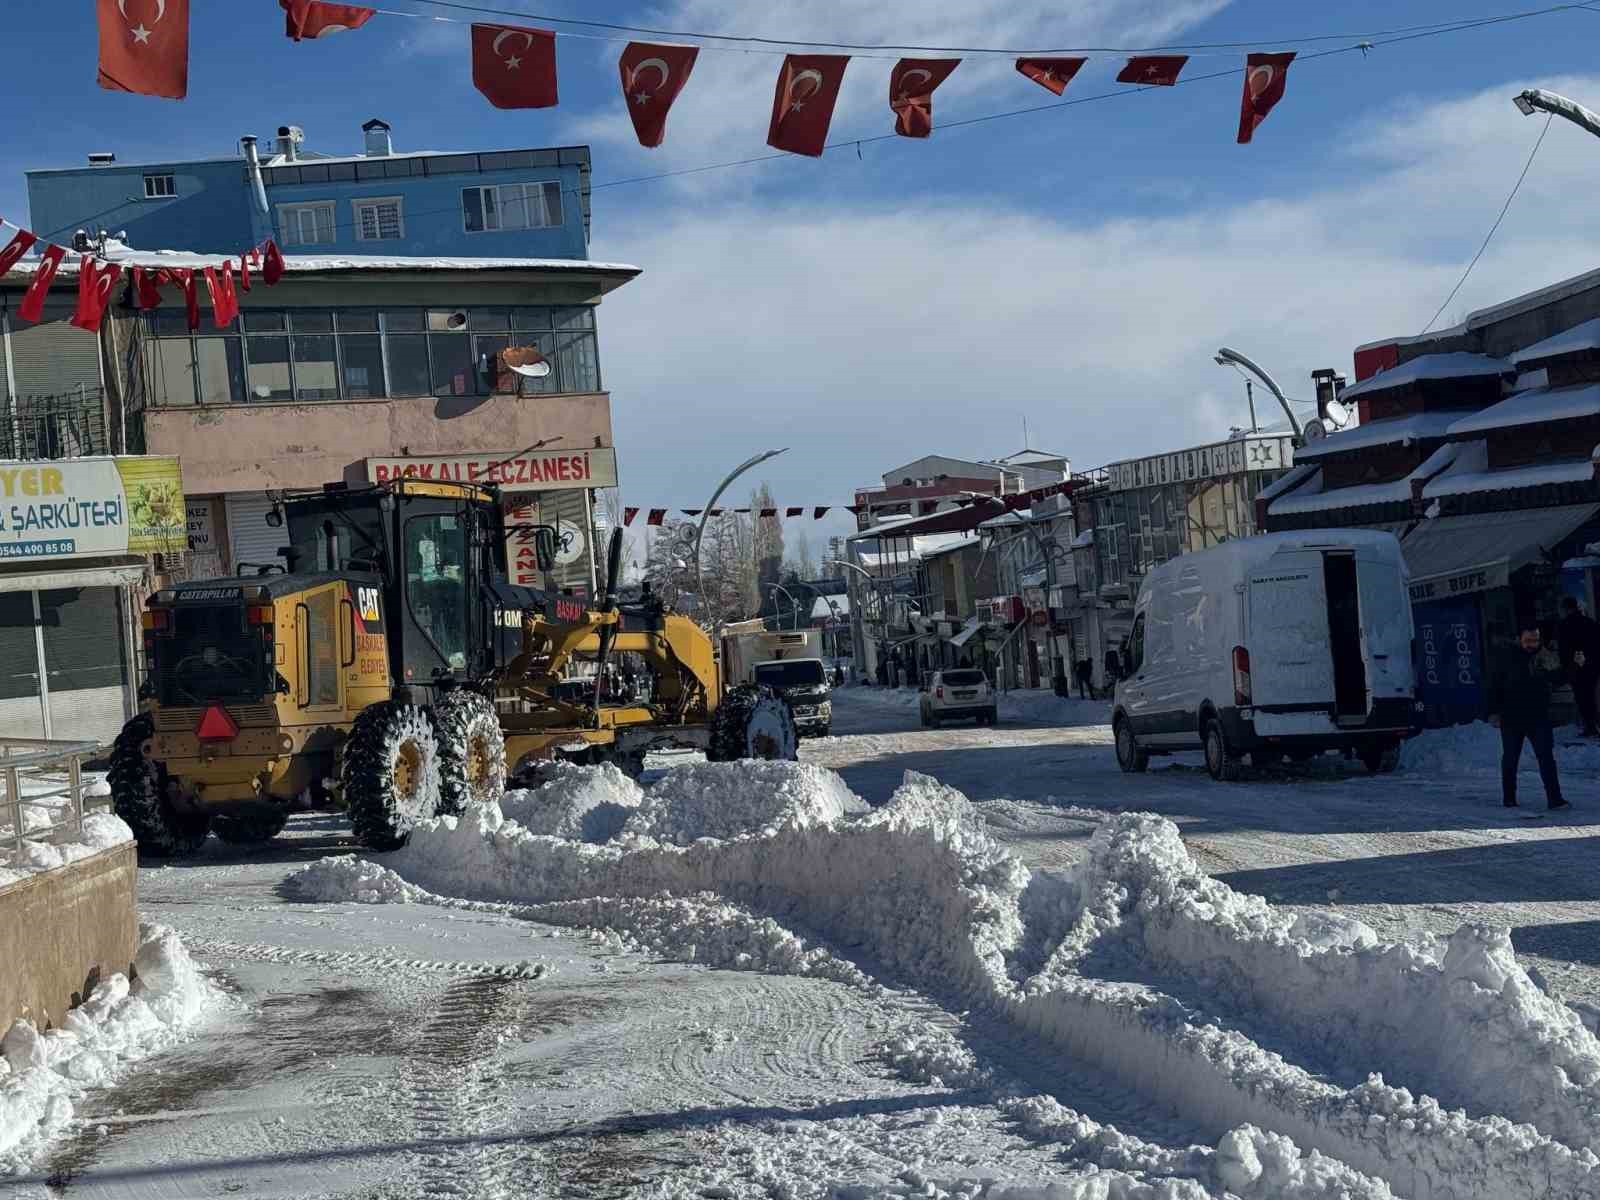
[403,513,469,672]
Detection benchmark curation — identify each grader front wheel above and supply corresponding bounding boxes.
[432,691,507,814]
[343,702,441,850]
[707,685,800,763]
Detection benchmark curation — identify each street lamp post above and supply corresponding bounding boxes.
[827,557,886,683]
[963,495,1065,695]
[792,578,846,659]
[767,582,800,630]
[1514,88,1600,138]
[692,448,787,628]
[1213,348,1303,443]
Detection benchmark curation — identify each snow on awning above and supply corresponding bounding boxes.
[1446,383,1600,438]
[1511,317,1600,368]
[0,555,146,593]
[1401,503,1600,602]
[1293,412,1460,462]
[948,617,983,648]
[1338,352,1513,401]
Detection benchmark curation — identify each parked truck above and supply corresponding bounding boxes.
[721,624,832,736]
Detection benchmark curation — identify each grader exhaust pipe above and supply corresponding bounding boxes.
[590,527,626,722]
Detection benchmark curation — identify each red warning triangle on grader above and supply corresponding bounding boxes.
[195,704,240,742]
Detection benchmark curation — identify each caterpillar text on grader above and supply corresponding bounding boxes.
[108,477,799,854]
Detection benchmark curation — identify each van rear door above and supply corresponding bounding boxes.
[1355,553,1413,703]
[1248,552,1337,709]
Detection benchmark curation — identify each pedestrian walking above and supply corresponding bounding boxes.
[1487,621,1571,811]
[1074,658,1093,699]
[1558,596,1600,736]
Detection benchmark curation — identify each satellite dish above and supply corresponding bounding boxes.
[508,360,551,379]
[1302,418,1327,441]
[1323,398,1351,429]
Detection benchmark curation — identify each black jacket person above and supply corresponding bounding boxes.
[1486,625,1569,810]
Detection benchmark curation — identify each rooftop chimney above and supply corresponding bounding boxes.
[87,152,116,166]
[275,124,304,161]
[362,117,393,158]
[1311,368,1348,426]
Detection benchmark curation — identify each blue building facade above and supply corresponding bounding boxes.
[26,120,591,261]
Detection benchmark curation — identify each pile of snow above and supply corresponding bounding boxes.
[500,761,642,843]
[1400,720,1600,776]
[0,924,219,1170]
[288,764,1600,1199]
[623,760,867,845]
[0,813,133,887]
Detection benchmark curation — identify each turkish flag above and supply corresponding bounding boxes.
[283,1,374,40]
[619,42,698,148]
[0,229,36,277]
[472,24,557,109]
[235,253,251,292]
[133,266,163,309]
[623,507,639,526]
[813,507,830,519]
[160,267,199,330]
[768,55,849,157]
[71,258,123,332]
[889,58,959,138]
[203,264,239,328]
[97,0,188,99]
[647,509,667,526]
[18,246,68,324]
[262,239,285,285]
[1117,55,1188,86]
[786,507,804,518]
[759,508,777,518]
[1237,52,1294,144]
[1015,57,1084,97]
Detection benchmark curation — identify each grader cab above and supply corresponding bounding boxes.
[109,478,798,854]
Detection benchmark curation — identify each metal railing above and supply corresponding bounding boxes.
[1,387,110,460]
[0,739,111,866]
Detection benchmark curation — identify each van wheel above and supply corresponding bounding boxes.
[1114,717,1148,773]
[1204,718,1243,782]
[1361,740,1402,774]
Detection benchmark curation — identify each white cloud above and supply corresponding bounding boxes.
[593,74,1600,514]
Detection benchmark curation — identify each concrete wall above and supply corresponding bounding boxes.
[28,159,257,251]
[0,843,138,1032]
[146,388,613,494]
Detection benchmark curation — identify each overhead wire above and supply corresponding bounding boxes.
[1419,112,1555,334]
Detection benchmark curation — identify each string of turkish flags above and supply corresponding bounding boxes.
[0,216,286,332]
[95,2,1298,149]
[620,482,1076,526]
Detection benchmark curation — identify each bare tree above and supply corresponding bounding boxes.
[752,482,784,605]
[786,528,818,581]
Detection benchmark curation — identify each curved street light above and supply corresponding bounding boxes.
[1213,347,1303,443]
[766,581,800,629]
[1515,88,1600,138]
[692,447,787,626]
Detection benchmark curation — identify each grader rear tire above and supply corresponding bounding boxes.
[211,807,289,845]
[343,702,441,850]
[432,690,506,814]
[707,685,799,763]
[108,714,210,857]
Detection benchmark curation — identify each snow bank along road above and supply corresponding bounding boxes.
[3,686,1598,1197]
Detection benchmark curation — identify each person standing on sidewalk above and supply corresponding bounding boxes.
[1558,596,1600,736]
[1487,622,1571,811]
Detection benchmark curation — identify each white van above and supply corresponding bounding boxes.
[1112,530,1417,780]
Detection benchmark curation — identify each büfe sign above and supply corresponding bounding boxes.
[360,448,618,491]
[0,456,185,562]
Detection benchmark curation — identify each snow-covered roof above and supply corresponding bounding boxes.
[1511,317,1600,367]
[1423,457,1596,498]
[920,535,981,558]
[1293,412,1459,462]
[1268,442,1463,518]
[1337,353,1513,401]
[1446,383,1600,437]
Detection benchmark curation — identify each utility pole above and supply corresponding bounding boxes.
[1245,379,1258,433]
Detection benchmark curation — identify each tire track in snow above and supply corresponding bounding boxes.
[182,936,548,981]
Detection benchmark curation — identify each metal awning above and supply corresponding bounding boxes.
[0,555,147,594]
[949,617,983,648]
[1400,503,1600,602]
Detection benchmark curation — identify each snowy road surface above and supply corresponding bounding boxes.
[5,687,1599,1197]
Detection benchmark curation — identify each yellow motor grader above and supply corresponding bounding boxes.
[108,478,798,854]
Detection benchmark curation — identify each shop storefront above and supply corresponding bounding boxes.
[0,455,184,742]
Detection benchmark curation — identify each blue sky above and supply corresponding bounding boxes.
[2,2,1598,545]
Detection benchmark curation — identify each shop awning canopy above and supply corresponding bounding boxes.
[949,617,983,649]
[1400,503,1600,602]
[0,555,146,594]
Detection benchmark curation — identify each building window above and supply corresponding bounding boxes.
[461,182,563,233]
[143,173,175,199]
[279,202,336,247]
[144,305,599,406]
[353,197,404,241]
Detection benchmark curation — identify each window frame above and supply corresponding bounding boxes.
[277,201,337,247]
[142,173,176,199]
[460,181,563,234]
[352,195,405,242]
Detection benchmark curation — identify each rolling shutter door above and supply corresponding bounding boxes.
[226,492,285,573]
[8,305,102,398]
